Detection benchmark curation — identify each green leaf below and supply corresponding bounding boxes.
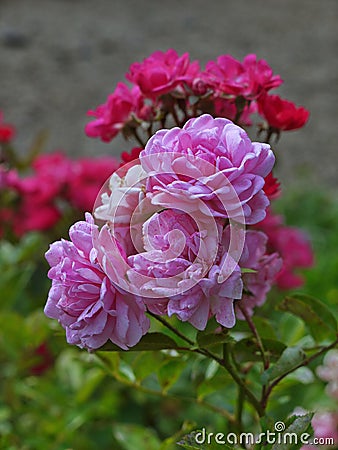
[252,316,278,340]
[196,329,233,348]
[263,346,306,383]
[278,294,337,342]
[112,423,161,450]
[117,360,136,383]
[271,413,313,450]
[158,359,183,392]
[234,338,286,363]
[132,352,163,381]
[98,332,178,352]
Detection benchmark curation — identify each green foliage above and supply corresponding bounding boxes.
[278,294,337,343]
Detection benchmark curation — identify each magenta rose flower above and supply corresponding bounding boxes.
[44,213,150,350]
[258,93,310,131]
[85,82,146,142]
[202,54,282,100]
[126,48,200,99]
[140,114,275,224]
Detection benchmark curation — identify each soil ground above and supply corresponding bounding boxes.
[1,0,337,193]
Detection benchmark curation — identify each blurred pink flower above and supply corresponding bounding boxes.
[44,213,150,350]
[67,157,119,211]
[301,411,338,449]
[259,209,314,289]
[126,48,200,99]
[317,350,338,399]
[140,114,275,224]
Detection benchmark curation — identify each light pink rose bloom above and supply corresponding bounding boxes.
[125,210,243,330]
[44,213,150,350]
[126,48,200,99]
[140,114,275,224]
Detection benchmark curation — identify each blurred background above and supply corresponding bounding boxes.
[0,0,337,192]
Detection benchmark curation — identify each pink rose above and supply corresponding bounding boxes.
[258,93,310,131]
[85,83,145,142]
[96,206,243,330]
[126,49,200,99]
[44,214,150,350]
[140,114,275,224]
[202,54,282,100]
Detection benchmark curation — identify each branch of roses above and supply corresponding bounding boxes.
[95,353,237,425]
[149,312,264,417]
[261,337,338,409]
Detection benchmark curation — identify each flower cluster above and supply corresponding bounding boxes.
[85,49,309,146]
[0,151,119,237]
[46,114,284,350]
[44,50,313,351]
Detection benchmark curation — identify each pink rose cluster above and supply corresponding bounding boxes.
[45,114,285,350]
[0,151,119,237]
[85,49,309,146]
